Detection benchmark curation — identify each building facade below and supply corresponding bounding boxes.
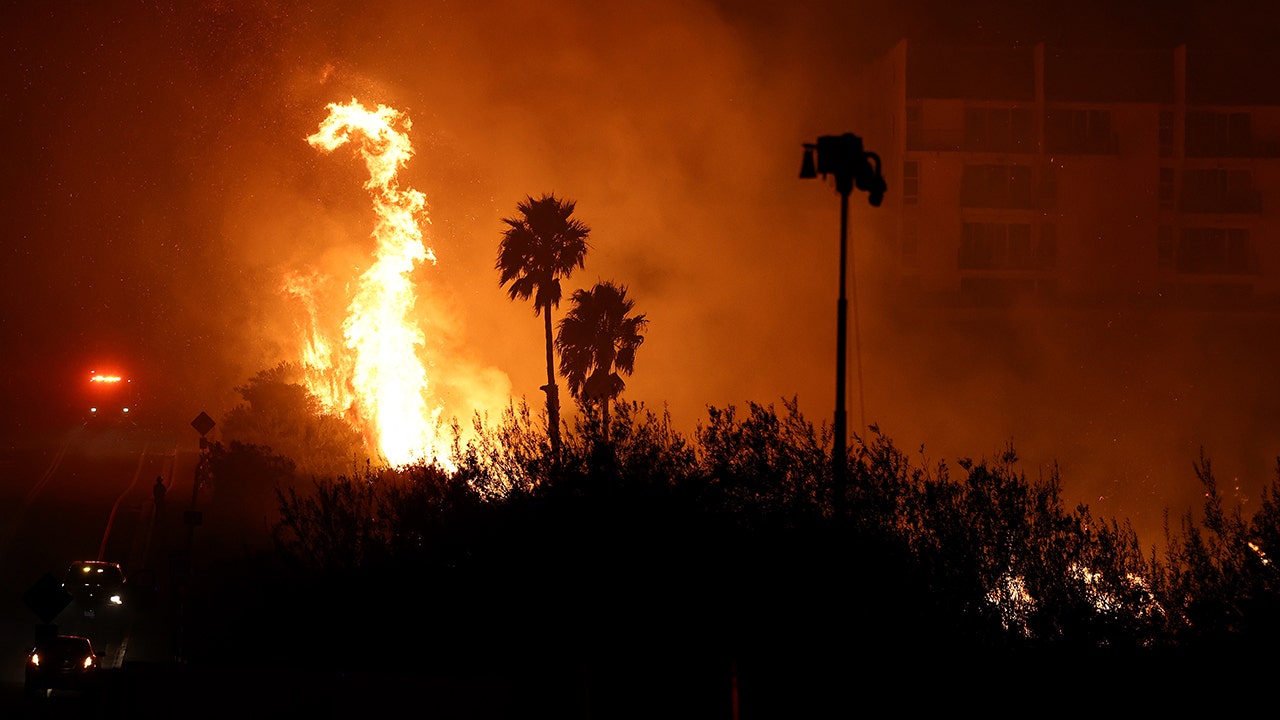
[861,40,1280,309]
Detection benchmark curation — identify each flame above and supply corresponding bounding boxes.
[90,374,123,384]
[283,270,353,415]
[298,98,449,468]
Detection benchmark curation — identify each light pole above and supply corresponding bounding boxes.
[800,133,885,512]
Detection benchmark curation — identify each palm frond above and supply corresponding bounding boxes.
[555,281,648,403]
[496,194,590,313]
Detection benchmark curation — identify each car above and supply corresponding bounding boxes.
[24,634,100,698]
[64,560,127,614]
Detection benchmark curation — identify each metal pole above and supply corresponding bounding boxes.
[834,189,849,507]
[849,215,868,439]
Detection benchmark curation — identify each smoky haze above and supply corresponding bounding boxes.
[3,0,1277,547]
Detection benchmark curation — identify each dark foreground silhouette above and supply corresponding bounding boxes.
[14,397,1269,718]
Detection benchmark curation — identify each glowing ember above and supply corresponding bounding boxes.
[1249,541,1272,566]
[298,98,448,468]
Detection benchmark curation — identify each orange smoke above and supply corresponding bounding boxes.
[292,98,450,468]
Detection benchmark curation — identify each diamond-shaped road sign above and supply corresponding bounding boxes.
[23,572,72,624]
[191,411,215,437]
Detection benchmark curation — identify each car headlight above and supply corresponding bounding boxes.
[29,653,40,667]
[82,656,94,670]
[110,594,123,605]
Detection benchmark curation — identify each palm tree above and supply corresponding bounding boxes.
[497,194,590,459]
[555,281,648,443]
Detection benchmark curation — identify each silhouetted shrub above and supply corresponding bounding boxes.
[189,396,1280,665]
[1153,450,1280,650]
[219,361,367,478]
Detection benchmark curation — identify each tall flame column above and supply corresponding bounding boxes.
[306,99,445,467]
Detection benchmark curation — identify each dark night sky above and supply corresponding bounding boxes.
[3,0,1278,547]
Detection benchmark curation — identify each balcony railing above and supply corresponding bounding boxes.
[1044,133,1119,156]
[1178,191,1262,214]
[907,128,964,152]
[1186,139,1280,159]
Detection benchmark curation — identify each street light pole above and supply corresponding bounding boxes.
[835,185,851,493]
[800,133,885,513]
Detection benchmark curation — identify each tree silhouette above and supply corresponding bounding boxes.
[221,361,366,478]
[497,194,590,460]
[555,281,648,443]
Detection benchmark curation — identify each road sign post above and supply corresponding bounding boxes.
[175,411,215,665]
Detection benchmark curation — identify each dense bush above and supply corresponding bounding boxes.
[199,394,1280,667]
[219,361,367,478]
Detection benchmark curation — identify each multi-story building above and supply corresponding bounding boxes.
[858,39,1280,309]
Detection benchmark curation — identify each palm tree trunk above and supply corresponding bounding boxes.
[602,398,611,445]
[542,304,561,459]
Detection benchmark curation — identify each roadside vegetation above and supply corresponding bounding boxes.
[198,388,1280,675]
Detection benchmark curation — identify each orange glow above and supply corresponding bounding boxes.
[297,98,449,469]
[89,374,123,384]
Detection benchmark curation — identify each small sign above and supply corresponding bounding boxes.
[23,573,72,624]
[191,411,215,437]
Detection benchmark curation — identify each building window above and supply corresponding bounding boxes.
[1038,163,1057,204]
[960,164,1033,208]
[1161,225,1253,274]
[903,161,919,204]
[1045,108,1116,154]
[1180,168,1259,213]
[959,222,1051,270]
[1159,167,1175,210]
[1159,111,1175,158]
[1186,111,1252,157]
[1038,224,1057,269]
[1007,224,1033,268]
[1174,227,1254,274]
[963,106,1034,153]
